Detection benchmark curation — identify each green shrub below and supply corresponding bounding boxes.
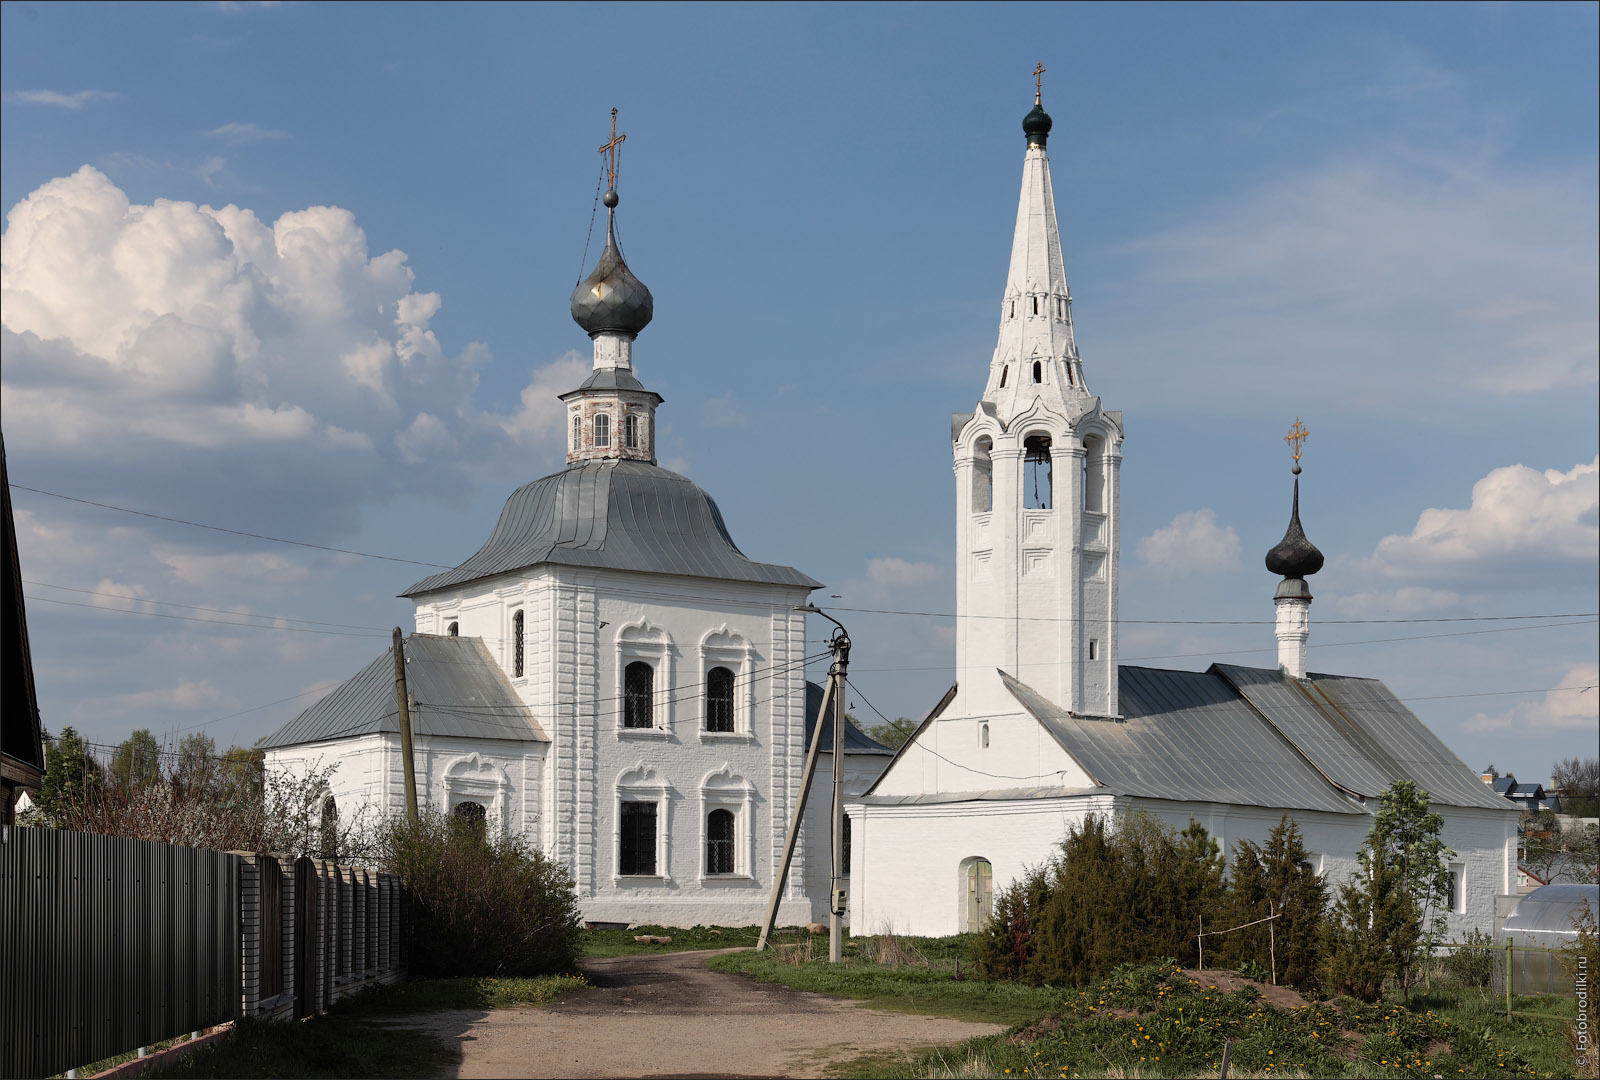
[380,811,581,977]
[1439,927,1495,988]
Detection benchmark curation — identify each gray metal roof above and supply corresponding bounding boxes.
[862,784,1108,807]
[258,634,548,749]
[402,460,822,596]
[1213,664,1511,811]
[563,366,661,398]
[1004,667,1367,815]
[804,681,896,755]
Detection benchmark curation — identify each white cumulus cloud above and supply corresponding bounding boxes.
[1,166,579,539]
[1136,508,1242,576]
[1364,457,1598,586]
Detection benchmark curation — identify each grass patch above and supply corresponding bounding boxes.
[580,923,764,957]
[140,1015,450,1079]
[707,931,1060,1027]
[877,961,1581,1079]
[331,972,588,1014]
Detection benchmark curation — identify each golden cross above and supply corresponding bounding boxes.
[1284,417,1310,465]
[598,107,626,191]
[1034,62,1046,105]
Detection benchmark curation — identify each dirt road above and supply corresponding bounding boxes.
[400,949,1003,1079]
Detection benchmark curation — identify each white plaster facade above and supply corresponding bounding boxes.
[849,95,1519,943]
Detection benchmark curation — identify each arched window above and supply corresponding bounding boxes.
[1023,434,1053,510]
[447,620,459,637]
[572,415,582,448]
[971,436,993,513]
[1082,434,1105,513]
[999,366,1008,388]
[1009,300,1015,319]
[705,666,735,732]
[453,800,487,837]
[593,412,610,448]
[1031,295,1039,315]
[980,722,990,749]
[842,814,852,875]
[624,661,654,728]
[319,796,339,859]
[1032,360,1042,383]
[707,808,735,874]
[624,413,639,450]
[1058,297,1066,319]
[512,610,525,678]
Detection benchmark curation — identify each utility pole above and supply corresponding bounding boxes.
[755,606,851,957]
[392,628,419,823]
[824,613,851,964]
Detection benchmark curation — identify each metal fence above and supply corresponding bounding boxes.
[0,827,241,1079]
[1428,939,1579,1005]
[2,830,409,1078]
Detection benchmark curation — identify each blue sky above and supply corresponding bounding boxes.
[3,1,1595,781]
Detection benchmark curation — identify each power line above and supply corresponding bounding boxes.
[10,483,454,569]
[24,594,393,637]
[24,580,393,633]
[828,604,1599,626]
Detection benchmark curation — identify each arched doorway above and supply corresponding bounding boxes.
[962,857,993,933]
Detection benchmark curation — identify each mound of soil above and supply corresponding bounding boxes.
[1177,969,1312,1010]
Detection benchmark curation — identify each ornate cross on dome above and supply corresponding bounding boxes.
[1033,62,1046,105]
[1285,417,1309,467]
[598,107,626,193]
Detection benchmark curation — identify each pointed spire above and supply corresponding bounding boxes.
[984,71,1083,416]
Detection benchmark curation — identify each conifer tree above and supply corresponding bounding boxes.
[34,727,101,826]
[1260,816,1327,990]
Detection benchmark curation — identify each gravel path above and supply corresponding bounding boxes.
[400,948,1003,1079]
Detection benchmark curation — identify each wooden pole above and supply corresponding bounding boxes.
[392,628,419,823]
[829,632,851,965]
[1268,901,1277,985]
[1198,914,1204,972]
[755,672,834,951]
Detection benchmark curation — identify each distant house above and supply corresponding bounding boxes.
[1490,775,1560,813]
[2,436,47,824]
[1516,865,1549,893]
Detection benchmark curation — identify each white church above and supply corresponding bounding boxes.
[260,164,894,927]
[264,84,1518,934]
[846,86,1519,939]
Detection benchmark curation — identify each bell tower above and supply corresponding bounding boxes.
[951,69,1124,719]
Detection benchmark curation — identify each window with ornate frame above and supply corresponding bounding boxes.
[699,766,752,882]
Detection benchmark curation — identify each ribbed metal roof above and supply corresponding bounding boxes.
[1004,667,1366,815]
[258,634,548,749]
[1214,664,1511,811]
[402,460,822,596]
[564,366,660,397]
[804,681,896,755]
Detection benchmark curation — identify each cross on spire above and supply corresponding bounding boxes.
[598,107,626,192]
[1034,62,1046,105]
[1285,417,1310,466]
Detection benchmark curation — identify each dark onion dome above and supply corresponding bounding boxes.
[570,210,653,337]
[402,460,821,596]
[1023,102,1052,148]
[1265,476,1325,579]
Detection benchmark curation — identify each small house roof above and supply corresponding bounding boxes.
[803,681,896,755]
[259,634,548,749]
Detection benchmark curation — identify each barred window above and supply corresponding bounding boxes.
[620,801,657,875]
[594,412,610,447]
[447,621,459,638]
[842,814,851,876]
[624,413,639,449]
[707,808,735,875]
[512,610,525,678]
[705,666,735,732]
[624,661,654,728]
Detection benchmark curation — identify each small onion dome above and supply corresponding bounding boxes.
[570,210,653,337]
[1265,476,1325,579]
[1023,102,1053,148]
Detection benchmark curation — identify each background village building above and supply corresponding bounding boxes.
[848,84,1520,940]
[261,151,893,927]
